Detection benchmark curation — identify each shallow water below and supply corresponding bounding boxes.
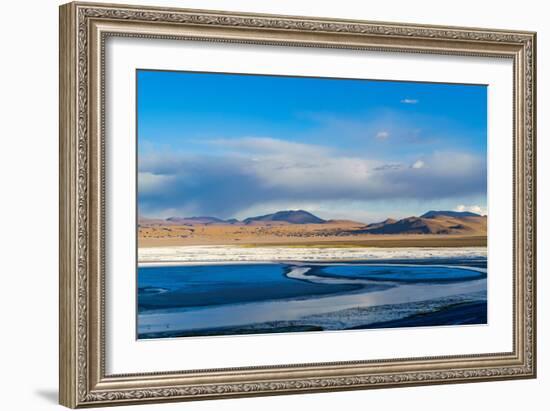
[137,258,487,339]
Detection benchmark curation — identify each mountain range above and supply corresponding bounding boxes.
[140,209,486,236]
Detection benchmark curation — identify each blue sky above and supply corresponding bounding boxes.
[137,70,487,223]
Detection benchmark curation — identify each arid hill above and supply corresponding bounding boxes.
[243,210,326,225]
[359,213,486,235]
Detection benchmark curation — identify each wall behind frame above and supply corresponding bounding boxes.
[0,0,546,410]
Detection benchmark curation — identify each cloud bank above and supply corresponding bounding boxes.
[138,137,486,218]
[454,204,487,215]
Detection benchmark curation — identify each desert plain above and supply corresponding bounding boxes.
[138,210,487,248]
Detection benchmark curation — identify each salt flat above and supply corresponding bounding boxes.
[138,245,487,265]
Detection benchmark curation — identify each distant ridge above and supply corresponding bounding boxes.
[421,210,481,218]
[150,210,328,226]
[244,210,326,225]
[165,216,231,225]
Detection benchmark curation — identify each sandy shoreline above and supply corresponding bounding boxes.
[139,235,486,248]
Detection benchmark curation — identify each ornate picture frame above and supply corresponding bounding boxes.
[59,1,536,408]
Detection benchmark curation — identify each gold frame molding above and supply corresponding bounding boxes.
[59,2,537,408]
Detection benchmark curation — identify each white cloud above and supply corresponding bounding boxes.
[400,99,419,104]
[138,138,486,218]
[137,172,175,194]
[454,204,487,215]
[411,160,425,169]
[375,131,390,140]
[212,137,329,157]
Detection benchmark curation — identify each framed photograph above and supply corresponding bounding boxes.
[59,2,536,408]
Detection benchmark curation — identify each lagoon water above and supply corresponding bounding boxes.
[137,257,487,339]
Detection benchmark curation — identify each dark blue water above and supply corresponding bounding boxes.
[138,264,360,311]
[137,259,487,339]
[317,264,485,283]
